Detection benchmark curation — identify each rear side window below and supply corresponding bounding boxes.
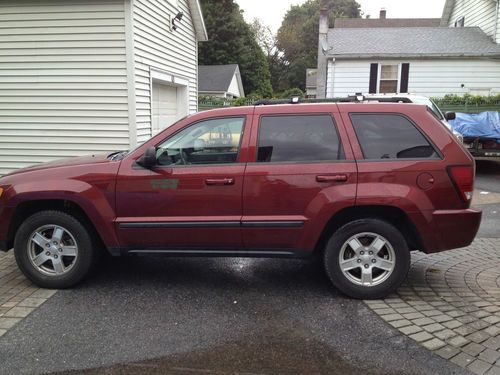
[350,113,438,160]
[257,115,344,162]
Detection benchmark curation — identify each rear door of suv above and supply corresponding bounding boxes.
[241,104,357,254]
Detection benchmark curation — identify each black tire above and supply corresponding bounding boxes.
[324,219,410,300]
[14,210,95,289]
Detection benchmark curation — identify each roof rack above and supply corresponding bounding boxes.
[254,94,413,106]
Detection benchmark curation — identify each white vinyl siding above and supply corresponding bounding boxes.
[448,0,497,40]
[132,0,198,144]
[497,0,500,43]
[327,59,500,98]
[0,0,129,175]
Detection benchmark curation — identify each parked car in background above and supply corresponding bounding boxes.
[0,98,481,299]
[449,111,500,158]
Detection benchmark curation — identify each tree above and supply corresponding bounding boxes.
[276,0,361,90]
[198,0,273,97]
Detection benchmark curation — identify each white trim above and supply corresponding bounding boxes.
[124,0,137,148]
[149,67,190,135]
[187,0,208,41]
[377,63,401,94]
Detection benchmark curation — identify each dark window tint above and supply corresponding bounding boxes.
[350,114,437,160]
[257,115,343,162]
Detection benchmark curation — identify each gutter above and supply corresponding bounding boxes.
[326,53,500,59]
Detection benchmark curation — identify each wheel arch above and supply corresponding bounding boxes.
[6,199,108,254]
[315,205,424,255]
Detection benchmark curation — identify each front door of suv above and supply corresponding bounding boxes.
[242,106,357,254]
[115,115,250,252]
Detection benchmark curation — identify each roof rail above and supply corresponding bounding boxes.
[254,94,413,106]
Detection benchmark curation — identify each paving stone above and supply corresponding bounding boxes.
[433,314,454,323]
[484,337,500,351]
[484,326,500,337]
[455,325,477,336]
[484,316,500,325]
[421,338,446,350]
[468,331,494,344]
[399,325,422,335]
[0,329,6,337]
[468,359,492,375]
[389,319,412,328]
[451,352,475,367]
[485,366,500,375]
[402,312,426,320]
[435,345,461,360]
[423,323,446,333]
[380,313,404,322]
[412,317,435,326]
[435,329,458,340]
[443,320,463,329]
[478,349,500,364]
[448,335,470,348]
[462,342,487,357]
[3,306,34,318]
[410,331,434,343]
[0,317,21,329]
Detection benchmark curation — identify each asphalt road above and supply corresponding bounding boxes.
[1,158,498,375]
[0,257,470,375]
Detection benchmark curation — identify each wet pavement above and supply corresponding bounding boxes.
[0,256,468,375]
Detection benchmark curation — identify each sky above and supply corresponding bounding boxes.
[235,0,447,32]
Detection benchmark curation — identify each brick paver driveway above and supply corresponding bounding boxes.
[367,238,500,375]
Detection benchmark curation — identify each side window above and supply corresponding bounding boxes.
[350,113,438,160]
[156,117,245,165]
[257,115,344,163]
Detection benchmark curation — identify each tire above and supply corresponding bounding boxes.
[324,219,410,300]
[14,210,95,289]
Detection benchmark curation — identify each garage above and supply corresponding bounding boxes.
[151,81,188,135]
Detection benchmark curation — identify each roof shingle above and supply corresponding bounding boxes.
[325,27,500,58]
[334,18,441,28]
[198,64,239,92]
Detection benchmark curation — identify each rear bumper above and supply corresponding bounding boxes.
[411,208,482,253]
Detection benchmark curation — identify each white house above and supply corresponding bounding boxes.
[441,0,500,43]
[0,0,207,175]
[316,4,500,99]
[198,64,245,99]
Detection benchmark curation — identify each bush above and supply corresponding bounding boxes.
[275,88,304,99]
[433,94,500,105]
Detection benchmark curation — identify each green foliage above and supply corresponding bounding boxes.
[276,0,361,90]
[433,94,500,105]
[276,88,305,99]
[198,0,273,97]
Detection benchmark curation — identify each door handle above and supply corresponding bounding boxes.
[205,178,235,186]
[316,174,348,183]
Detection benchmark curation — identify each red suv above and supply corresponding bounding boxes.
[0,101,481,299]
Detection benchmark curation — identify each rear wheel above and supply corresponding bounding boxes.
[14,210,95,288]
[324,219,410,299]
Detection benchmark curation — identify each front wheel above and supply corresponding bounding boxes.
[324,219,410,299]
[14,210,95,289]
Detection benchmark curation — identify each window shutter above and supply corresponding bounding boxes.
[369,63,378,94]
[400,63,410,93]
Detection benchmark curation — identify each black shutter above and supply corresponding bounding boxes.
[369,63,378,94]
[400,63,410,93]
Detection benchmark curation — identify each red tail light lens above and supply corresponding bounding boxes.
[448,165,474,203]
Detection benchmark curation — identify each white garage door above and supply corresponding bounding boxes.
[152,82,178,135]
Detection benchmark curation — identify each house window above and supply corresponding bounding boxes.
[454,16,465,27]
[379,64,399,94]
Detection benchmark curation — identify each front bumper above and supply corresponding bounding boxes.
[411,208,482,253]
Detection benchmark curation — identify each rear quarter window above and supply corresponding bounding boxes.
[350,113,438,160]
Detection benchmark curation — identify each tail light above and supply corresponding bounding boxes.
[447,165,474,203]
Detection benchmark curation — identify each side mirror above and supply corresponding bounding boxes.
[445,112,456,121]
[137,147,157,168]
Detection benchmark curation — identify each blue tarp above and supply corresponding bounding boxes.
[449,111,500,140]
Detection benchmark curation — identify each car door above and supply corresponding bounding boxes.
[115,113,251,253]
[241,105,357,254]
